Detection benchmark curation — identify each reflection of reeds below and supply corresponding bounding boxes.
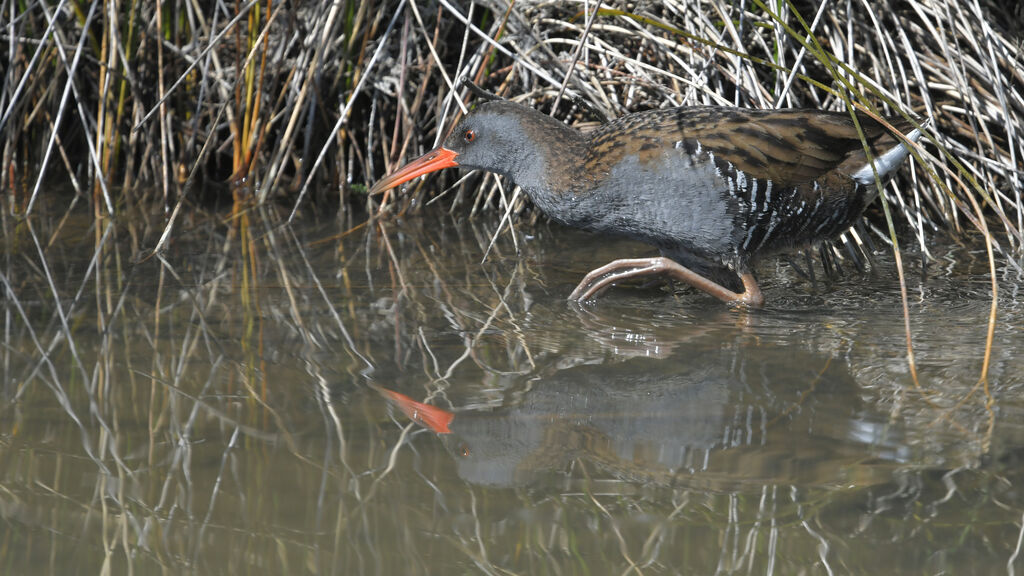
[1,193,1017,571]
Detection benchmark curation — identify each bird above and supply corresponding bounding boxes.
[370,85,925,306]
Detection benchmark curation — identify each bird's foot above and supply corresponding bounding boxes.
[569,257,764,307]
[569,258,673,302]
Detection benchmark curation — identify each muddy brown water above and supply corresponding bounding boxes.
[2,199,1023,574]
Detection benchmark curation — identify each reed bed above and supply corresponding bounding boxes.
[1,0,1021,251]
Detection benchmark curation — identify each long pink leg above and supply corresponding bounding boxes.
[568,257,764,306]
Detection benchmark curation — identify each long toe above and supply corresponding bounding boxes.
[568,258,670,302]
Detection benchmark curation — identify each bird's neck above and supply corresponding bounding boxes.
[510,123,589,221]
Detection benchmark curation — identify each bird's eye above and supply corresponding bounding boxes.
[464,129,476,143]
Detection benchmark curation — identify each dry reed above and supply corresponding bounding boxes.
[1,0,1021,255]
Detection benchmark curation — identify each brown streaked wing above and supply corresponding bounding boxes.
[688,108,914,187]
[580,107,910,191]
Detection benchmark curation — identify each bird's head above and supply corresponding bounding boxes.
[369,101,575,196]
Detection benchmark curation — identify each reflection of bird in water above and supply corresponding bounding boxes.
[377,346,897,491]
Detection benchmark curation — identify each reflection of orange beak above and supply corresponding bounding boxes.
[369,147,459,195]
[377,387,454,434]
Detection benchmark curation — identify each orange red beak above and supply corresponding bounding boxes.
[369,147,459,195]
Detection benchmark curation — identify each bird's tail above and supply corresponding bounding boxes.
[851,116,930,186]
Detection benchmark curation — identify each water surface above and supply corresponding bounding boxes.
[2,200,1023,574]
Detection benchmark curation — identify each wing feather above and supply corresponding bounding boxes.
[587,107,911,189]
